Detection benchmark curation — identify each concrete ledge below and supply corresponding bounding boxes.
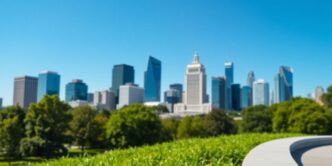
[242,136,332,166]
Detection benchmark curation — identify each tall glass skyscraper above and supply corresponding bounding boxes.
[65,79,88,102]
[231,84,241,111]
[253,79,270,106]
[247,71,255,88]
[144,56,161,102]
[37,71,60,101]
[211,77,226,110]
[274,66,293,103]
[225,62,234,111]
[241,86,251,109]
[111,64,135,103]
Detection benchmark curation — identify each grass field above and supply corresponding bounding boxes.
[27,133,300,166]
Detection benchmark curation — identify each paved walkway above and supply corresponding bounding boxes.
[301,145,332,166]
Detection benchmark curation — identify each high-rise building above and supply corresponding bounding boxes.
[211,77,226,110]
[65,79,88,102]
[247,71,255,88]
[87,93,94,103]
[13,76,38,108]
[37,71,60,101]
[144,56,161,102]
[111,64,135,103]
[94,90,116,111]
[253,79,270,106]
[274,66,293,103]
[0,98,3,109]
[225,61,234,111]
[314,86,324,104]
[241,86,251,109]
[174,51,211,114]
[118,83,144,109]
[170,83,183,102]
[231,84,241,111]
[164,89,181,113]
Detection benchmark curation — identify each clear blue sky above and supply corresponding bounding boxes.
[1,0,331,106]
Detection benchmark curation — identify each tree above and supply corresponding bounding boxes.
[90,113,109,148]
[0,106,25,164]
[69,106,97,151]
[176,116,206,139]
[20,95,71,158]
[151,104,169,114]
[160,118,180,141]
[272,97,330,134]
[203,109,236,136]
[106,104,162,148]
[241,105,272,133]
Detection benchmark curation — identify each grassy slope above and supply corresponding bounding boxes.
[32,133,300,166]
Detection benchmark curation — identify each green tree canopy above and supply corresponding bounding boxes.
[106,104,162,148]
[321,85,332,109]
[203,109,236,136]
[177,116,206,139]
[69,106,97,151]
[20,95,71,158]
[272,97,330,134]
[241,105,272,133]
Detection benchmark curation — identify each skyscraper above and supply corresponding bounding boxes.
[241,86,251,109]
[65,79,88,102]
[253,79,270,106]
[274,66,293,103]
[94,90,116,111]
[111,64,135,103]
[170,83,183,102]
[144,56,161,102]
[174,51,211,114]
[247,71,255,88]
[314,86,324,104]
[0,98,3,109]
[231,84,241,111]
[164,89,181,113]
[13,76,38,108]
[211,77,226,110]
[225,61,234,111]
[37,71,60,101]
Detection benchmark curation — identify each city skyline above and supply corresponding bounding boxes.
[1,1,332,106]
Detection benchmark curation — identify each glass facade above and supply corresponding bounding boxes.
[65,80,88,102]
[225,62,234,111]
[170,83,183,102]
[241,86,251,109]
[253,80,270,106]
[111,64,135,103]
[144,56,161,102]
[37,71,60,101]
[231,84,241,111]
[274,66,293,103]
[211,77,226,110]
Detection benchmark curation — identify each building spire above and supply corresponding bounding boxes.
[193,50,200,64]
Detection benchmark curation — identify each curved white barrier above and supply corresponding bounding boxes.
[242,136,332,166]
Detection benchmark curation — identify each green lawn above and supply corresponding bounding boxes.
[28,133,301,166]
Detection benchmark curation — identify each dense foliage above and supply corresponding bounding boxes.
[241,105,272,133]
[321,85,332,109]
[31,133,300,166]
[106,104,163,148]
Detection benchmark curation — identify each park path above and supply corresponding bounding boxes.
[301,145,332,166]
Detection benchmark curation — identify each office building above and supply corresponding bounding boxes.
[111,64,135,104]
[253,79,270,106]
[37,71,60,101]
[174,51,211,114]
[144,56,161,102]
[13,76,38,108]
[274,66,293,103]
[241,86,251,109]
[247,71,255,88]
[87,93,94,103]
[94,90,116,111]
[231,84,241,111]
[170,83,183,102]
[211,77,226,110]
[0,98,2,109]
[164,89,181,113]
[225,61,234,111]
[117,83,144,109]
[314,86,324,104]
[65,79,88,102]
